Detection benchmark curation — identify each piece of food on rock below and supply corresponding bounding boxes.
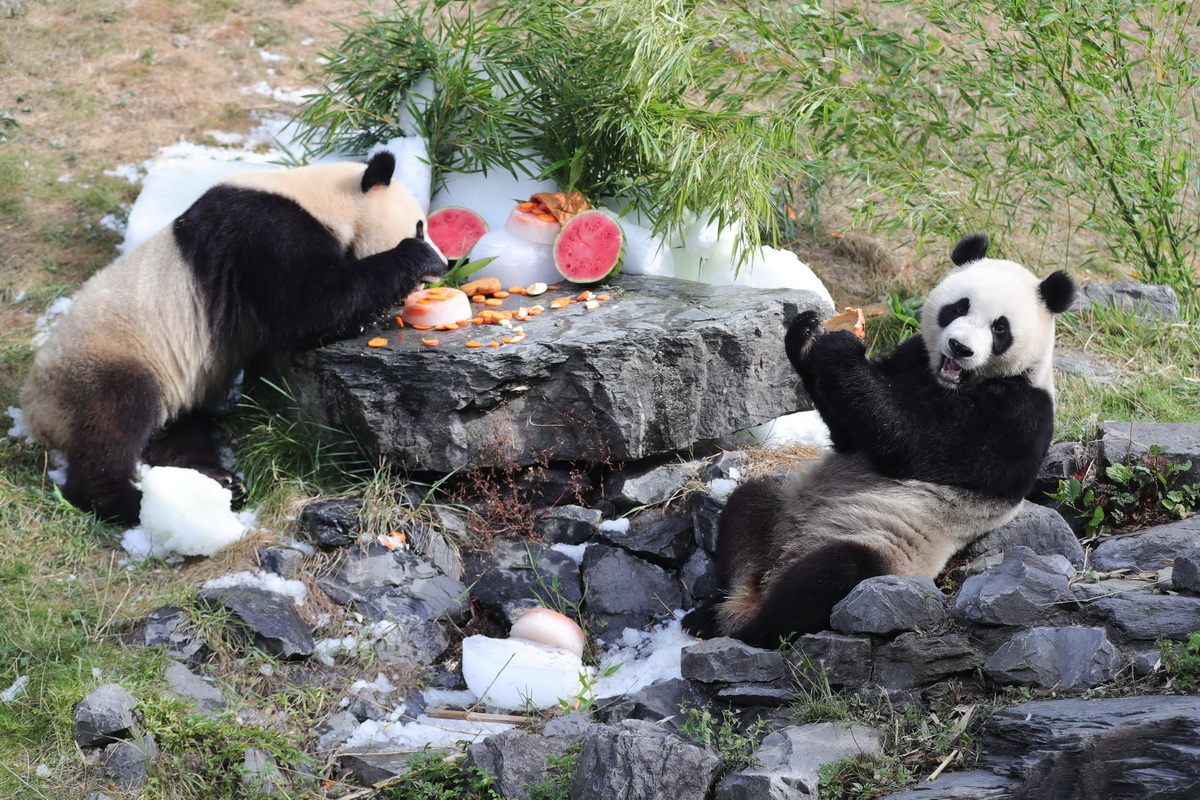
[427,206,489,260]
[401,286,472,328]
[553,209,625,284]
[505,191,592,245]
[823,307,867,340]
[508,607,585,659]
[460,276,503,297]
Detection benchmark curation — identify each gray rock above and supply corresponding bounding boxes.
[689,491,723,554]
[242,747,286,797]
[680,548,718,609]
[73,684,140,747]
[983,627,1120,689]
[792,632,874,689]
[534,505,603,545]
[542,712,593,738]
[197,587,314,659]
[257,546,305,578]
[143,605,206,662]
[874,633,983,690]
[406,521,464,582]
[465,728,576,800]
[1097,420,1200,485]
[570,719,723,800]
[983,695,1200,799]
[466,539,582,623]
[373,614,451,666]
[318,544,469,624]
[1092,516,1200,572]
[1081,592,1200,642]
[297,499,361,548]
[715,685,797,706]
[605,459,706,510]
[600,678,710,728]
[952,547,1075,628]
[716,723,886,800]
[314,711,359,754]
[1073,281,1180,320]
[1174,547,1200,593]
[1053,349,1119,385]
[830,575,948,636]
[82,794,114,800]
[1132,650,1163,677]
[163,661,227,712]
[700,450,751,482]
[1035,441,1086,494]
[582,545,681,632]
[960,501,1085,568]
[286,275,830,472]
[339,748,422,784]
[597,507,693,567]
[680,637,787,685]
[101,734,157,791]
[876,771,1019,799]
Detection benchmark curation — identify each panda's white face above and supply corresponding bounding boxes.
[921,258,1058,394]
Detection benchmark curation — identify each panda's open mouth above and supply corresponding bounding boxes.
[938,356,964,387]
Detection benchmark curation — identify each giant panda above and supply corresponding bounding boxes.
[685,233,1076,647]
[21,150,446,526]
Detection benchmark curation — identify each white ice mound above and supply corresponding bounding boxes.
[136,466,248,558]
[461,634,588,711]
[467,229,562,287]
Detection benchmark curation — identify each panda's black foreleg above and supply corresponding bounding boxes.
[144,410,244,505]
[730,540,886,648]
[61,360,161,526]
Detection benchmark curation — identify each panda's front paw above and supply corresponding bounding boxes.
[785,310,824,367]
[812,329,867,360]
[394,237,449,279]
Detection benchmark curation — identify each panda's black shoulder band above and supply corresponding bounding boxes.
[362,151,396,192]
[1038,270,1076,314]
[951,233,989,266]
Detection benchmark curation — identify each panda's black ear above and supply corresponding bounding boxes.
[362,151,396,192]
[1039,270,1076,314]
[951,233,989,266]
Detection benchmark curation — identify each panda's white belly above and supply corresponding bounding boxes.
[771,451,1018,576]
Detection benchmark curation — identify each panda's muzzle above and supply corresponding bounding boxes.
[937,355,965,387]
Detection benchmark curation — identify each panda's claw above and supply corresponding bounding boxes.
[785,310,824,368]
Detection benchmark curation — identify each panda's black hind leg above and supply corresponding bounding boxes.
[144,410,245,506]
[730,540,886,648]
[61,360,161,526]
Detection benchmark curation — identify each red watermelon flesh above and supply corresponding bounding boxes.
[427,206,488,259]
[553,210,625,284]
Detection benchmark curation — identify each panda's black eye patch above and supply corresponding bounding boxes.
[937,297,970,328]
[991,315,1013,355]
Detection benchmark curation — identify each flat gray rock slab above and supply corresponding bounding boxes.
[285,274,828,471]
[716,722,885,799]
[1072,281,1180,320]
[1097,420,1200,484]
[570,719,723,800]
[983,626,1120,689]
[1091,516,1200,572]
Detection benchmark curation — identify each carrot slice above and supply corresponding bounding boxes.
[412,324,433,330]
[508,286,527,294]
[576,290,593,302]
[493,291,510,299]
[465,340,483,348]
[422,338,439,346]
[488,341,501,347]
[367,337,388,347]
[596,294,611,301]
[471,294,486,304]
[484,298,504,306]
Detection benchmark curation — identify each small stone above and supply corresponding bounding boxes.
[242,747,287,797]
[1175,547,1200,593]
[73,684,140,748]
[197,587,314,659]
[830,575,948,636]
[873,633,983,690]
[314,711,359,753]
[874,770,1020,799]
[163,661,227,712]
[570,719,723,800]
[952,547,1075,628]
[599,678,710,729]
[699,450,750,482]
[983,626,1120,689]
[535,505,603,545]
[466,539,583,624]
[101,734,157,791]
[373,614,451,666]
[317,544,468,624]
[791,632,873,689]
[257,547,305,578]
[597,507,693,568]
[406,519,464,581]
[542,712,593,739]
[171,33,191,47]
[715,685,797,706]
[582,545,681,638]
[715,723,885,800]
[603,459,707,510]
[297,499,361,549]
[466,729,576,800]
[680,637,787,685]
[679,548,718,609]
[960,501,1085,567]
[688,491,723,554]
[143,605,206,662]
[1081,592,1200,642]
[1132,651,1163,677]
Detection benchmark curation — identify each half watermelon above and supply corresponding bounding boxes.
[427,206,489,260]
[552,210,625,284]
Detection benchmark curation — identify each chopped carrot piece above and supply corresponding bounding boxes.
[502,336,514,344]
[511,333,526,343]
[597,294,611,301]
[395,316,405,327]
[493,291,510,299]
[536,213,556,222]
[472,316,485,324]
[549,300,568,309]
[576,290,593,301]
[484,298,504,306]
[529,308,543,315]
[488,341,501,347]
[412,324,433,330]
[471,294,486,304]
[465,341,483,348]
[457,319,471,326]
[367,337,388,347]
[422,338,439,346]
[548,285,561,289]
[518,202,536,211]
[508,286,527,294]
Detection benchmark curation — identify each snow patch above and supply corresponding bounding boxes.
[1,675,29,702]
[121,466,249,560]
[202,570,307,606]
[593,613,696,699]
[598,518,630,535]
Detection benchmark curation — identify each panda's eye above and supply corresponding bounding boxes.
[992,318,1008,334]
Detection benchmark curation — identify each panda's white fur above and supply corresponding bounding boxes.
[22,151,446,525]
[686,234,1075,647]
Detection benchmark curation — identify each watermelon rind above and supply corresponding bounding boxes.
[427,206,489,260]
[552,210,625,285]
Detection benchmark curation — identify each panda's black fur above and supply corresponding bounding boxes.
[685,234,1075,647]
[22,151,445,525]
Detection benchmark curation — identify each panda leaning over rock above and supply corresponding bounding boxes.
[21,151,446,526]
[684,233,1076,648]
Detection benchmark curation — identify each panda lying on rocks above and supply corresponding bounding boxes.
[685,233,1075,647]
[21,151,446,525]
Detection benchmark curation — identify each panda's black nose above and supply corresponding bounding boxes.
[948,338,974,359]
